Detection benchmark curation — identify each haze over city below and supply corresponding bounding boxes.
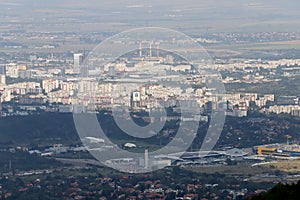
[1,0,300,33]
[0,1,300,199]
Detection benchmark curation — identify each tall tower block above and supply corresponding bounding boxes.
[73,53,83,74]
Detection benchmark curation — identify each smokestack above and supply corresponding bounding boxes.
[144,149,149,169]
[157,43,160,57]
[139,42,143,58]
[149,42,152,57]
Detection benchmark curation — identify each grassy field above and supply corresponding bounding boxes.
[187,163,275,175]
[266,160,300,173]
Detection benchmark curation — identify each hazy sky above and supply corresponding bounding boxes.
[0,0,299,33]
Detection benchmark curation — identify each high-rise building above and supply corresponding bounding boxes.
[6,64,19,78]
[108,66,116,77]
[0,66,6,75]
[42,79,60,94]
[0,75,6,85]
[130,91,141,108]
[73,53,83,74]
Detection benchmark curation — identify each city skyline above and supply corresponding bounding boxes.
[0,1,300,199]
